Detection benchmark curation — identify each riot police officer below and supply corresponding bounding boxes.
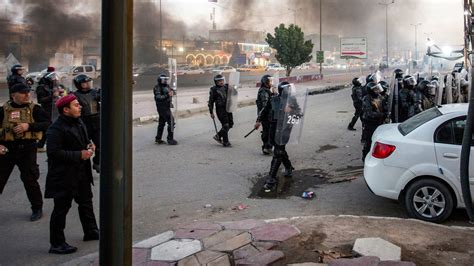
[208,74,233,147]
[255,82,297,191]
[348,77,364,131]
[7,64,27,93]
[399,76,417,122]
[256,74,274,154]
[0,83,50,221]
[35,70,60,150]
[73,74,102,172]
[153,74,178,145]
[362,82,386,161]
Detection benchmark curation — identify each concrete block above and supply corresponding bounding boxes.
[353,238,401,261]
[151,239,202,262]
[134,231,175,249]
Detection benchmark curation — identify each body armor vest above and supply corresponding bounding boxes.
[1,102,43,141]
[75,89,100,116]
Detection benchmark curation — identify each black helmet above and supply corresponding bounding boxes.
[26,77,34,86]
[394,69,404,79]
[418,80,430,92]
[352,77,362,87]
[277,81,290,95]
[366,74,376,84]
[214,74,225,86]
[378,80,389,92]
[73,74,92,90]
[157,74,169,86]
[403,76,417,89]
[11,64,25,74]
[261,74,272,87]
[367,82,382,95]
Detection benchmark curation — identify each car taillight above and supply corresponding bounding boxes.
[372,142,396,159]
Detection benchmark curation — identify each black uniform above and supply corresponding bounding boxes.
[256,85,273,152]
[0,102,50,213]
[208,84,234,145]
[153,83,176,143]
[35,77,56,148]
[45,114,98,246]
[257,88,296,190]
[7,74,27,93]
[398,88,415,122]
[348,84,364,130]
[74,88,101,168]
[361,93,386,161]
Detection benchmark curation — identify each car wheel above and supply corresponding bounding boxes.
[404,179,454,223]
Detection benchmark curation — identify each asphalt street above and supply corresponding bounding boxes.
[0,86,470,265]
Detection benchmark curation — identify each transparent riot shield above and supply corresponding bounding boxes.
[275,84,308,145]
[454,72,461,103]
[386,75,396,122]
[445,74,453,104]
[226,71,240,113]
[272,72,280,94]
[168,58,178,132]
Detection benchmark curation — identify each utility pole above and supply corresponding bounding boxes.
[100,0,133,264]
[319,0,322,75]
[410,23,422,62]
[461,0,474,224]
[379,0,395,68]
[159,0,163,65]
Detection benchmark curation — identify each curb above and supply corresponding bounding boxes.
[133,84,350,125]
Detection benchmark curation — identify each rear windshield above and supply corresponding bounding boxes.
[398,107,442,136]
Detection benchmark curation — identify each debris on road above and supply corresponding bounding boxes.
[301,191,315,199]
[329,176,357,184]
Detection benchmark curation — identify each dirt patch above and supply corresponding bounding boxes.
[274,216,474,265]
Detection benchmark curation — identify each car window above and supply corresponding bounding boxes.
[398,107,442,136]
[85,66,93,72]
[435,120,454,144]
[434,116,473,146]
[74,67,84,73]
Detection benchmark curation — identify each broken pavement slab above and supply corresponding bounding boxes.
[250,223,301,242]
[352,238,401,261]
[134,231,175,249]
[151,239,202,261]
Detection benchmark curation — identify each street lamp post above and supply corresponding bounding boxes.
[319,0,322,75]
[159,0,163,65]
[410,23,422,62]
[379,0,395,69]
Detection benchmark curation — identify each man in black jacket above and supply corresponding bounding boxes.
[7,64,27,94]
[208,74,233,147]
[0,83,50,221]
[347,77,364,131]
[73,74,102,172]
[361,82,386,161]
[256,74,274,154]
[45,94,99,254]
[153,74,178,145]
[35,69,59,150]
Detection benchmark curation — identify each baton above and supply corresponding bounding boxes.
[211,117,218,134]
[244,128,257,138]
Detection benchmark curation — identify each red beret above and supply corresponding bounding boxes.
[47,66,55,72]
[55,94,77,109]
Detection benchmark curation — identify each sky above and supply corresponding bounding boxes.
[0,0,466,51]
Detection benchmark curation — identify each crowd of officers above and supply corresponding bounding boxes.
[347,68,470,161]
[1,64,101,254]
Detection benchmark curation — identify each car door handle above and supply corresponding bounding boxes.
[443,153,459,159]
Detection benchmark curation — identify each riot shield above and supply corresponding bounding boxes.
[272,72,280,94]
[168,58,178,132]
[445,74,453,104]
[226,71,240,112]
[386,75,396,122]
[275,84,308,145]
[455,72,463,103]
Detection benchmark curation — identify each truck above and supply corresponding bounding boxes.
[57,65,101,79]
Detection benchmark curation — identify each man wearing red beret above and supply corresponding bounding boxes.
[44,94,99,254]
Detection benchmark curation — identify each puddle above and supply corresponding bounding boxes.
[316,145,338,153]
[249,168,330,199]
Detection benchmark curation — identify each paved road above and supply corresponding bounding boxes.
[0,86,470,265]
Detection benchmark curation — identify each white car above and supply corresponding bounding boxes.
[364,104,474,223]
[176,66,205,75]
[212,66,236,75]
[265,63,285,71]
